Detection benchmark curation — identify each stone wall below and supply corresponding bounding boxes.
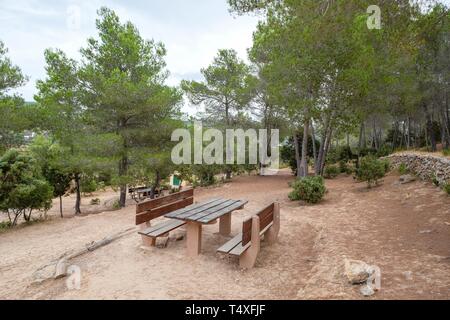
[386,153,450,185]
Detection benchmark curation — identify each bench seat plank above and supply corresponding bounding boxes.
[139,219,186,238]
[220,221,274,256]
[217,234,243,254]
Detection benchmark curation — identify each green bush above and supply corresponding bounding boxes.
[81,177,97,195]
[90,198,100,205]
[0,221,12,231]
[289,176,326,204]
[398,163,408,175]
[381,159,391,173]
[0,149,53,226]
[355,156,386,188]
[324,165,340,179]
[432,175,440,187]
[443,149,450,157]
[443,183,450,195]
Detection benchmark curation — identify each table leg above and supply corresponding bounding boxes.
[186,222,202,257]
[219,213,232,236]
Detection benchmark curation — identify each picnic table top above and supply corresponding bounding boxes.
[165,198,248,224]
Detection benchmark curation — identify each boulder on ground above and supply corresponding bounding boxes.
[344,259,373,284]
[156,236,169,248]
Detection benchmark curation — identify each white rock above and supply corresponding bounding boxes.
[344,259,374,284]
[156,236,169,248]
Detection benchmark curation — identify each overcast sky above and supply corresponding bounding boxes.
[1,0,260,113]
[1,0,449,112]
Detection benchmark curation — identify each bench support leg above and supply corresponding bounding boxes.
[140,222,156,247]
[265,202,280,245]
[219,213,232,236]
[186,222,202,257]
[239,216,260,269]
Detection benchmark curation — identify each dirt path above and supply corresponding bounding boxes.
[0,169,449,299]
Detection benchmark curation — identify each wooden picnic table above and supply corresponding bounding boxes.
[165,198,248,257]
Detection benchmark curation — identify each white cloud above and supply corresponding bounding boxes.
[0,0,259,108]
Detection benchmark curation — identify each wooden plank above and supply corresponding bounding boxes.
[139,219,184,236]
[242,218,252,246]
[228,240,251,256]
[135,197,193,225]
[260,211,274,232]
[165,198,227,220]
[136,188,193,214]
[232,221,273,256]
[243,203,274,235]
[217,234,243,254]
[145,220,186,238]
[187,199,239,222]
[257,203,274,222]
[195,200,247,224]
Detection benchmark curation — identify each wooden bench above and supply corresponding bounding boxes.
[217,202,280,269]
[136,188,194,247]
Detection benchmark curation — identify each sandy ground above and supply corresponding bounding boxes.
[0,169,449,300]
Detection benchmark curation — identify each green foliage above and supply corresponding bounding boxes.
[288,176,326,204]
[443,149,450,157]
[0,149,53,226]
[0,220,12,231]
[80,177,98,195]
[112,199,121,210]
[0,41,30,151]
[324,165,340,179]
[339,161,354,175]
[355,156,386,188]
[443,183,450,195]
[181,49,256,126]
[90,198,100,205]
[281,134,318,175]
[398,163,409,175]
[432,175,440,187]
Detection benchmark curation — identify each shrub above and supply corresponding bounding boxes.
[289,176,326,204]
[0,149,53,226]
[112,199,121,210]
[381,159,391,173]
[90,198,100,205]
[0,221,12,231]
[324,165,340,179]
[432,175,440,187]
[355,156,386,188]
[443,183,450,195]
[81,177,97,195]
[443,149,450,157]
[398,163,408,175]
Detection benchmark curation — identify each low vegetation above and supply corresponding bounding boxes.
[355,156,387,188]
[289,176,326,204]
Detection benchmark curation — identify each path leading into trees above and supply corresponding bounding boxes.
[0,169,449,299]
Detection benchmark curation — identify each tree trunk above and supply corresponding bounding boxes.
[59,196,63,218]
[423,102,437,152]
[299,120,310,177]
[358,121,366,150]
[293,132,302,178]
[316,114,331,175]
[407,117,411,149]
[119,154,128,208]
[150,171,161,199]
[310,121,317,173]
[320,127,333,175]
[74,173,81,215]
